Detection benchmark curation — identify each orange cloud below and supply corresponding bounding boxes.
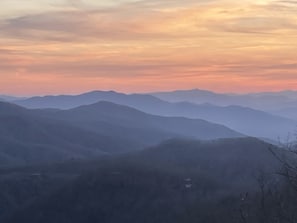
[0,0,297,95]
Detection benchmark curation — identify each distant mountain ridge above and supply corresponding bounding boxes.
[152,89,297,121]
[0,95,26,102]
[0,102,141,167]
[151,89,297,111]
[47,101,243,144]
[14,91,162,110]
[0,101,243,167]
[270,106,297,121]
[13,90,297,140]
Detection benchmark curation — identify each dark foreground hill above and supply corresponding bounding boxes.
[2,138,285,223]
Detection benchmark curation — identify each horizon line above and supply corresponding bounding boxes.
[1,88,297,98]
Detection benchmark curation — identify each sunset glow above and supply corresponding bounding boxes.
[1,0,297,95]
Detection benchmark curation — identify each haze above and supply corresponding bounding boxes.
[2,2,297,221]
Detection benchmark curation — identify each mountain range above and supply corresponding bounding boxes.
[1,89,296,222]
[0,102,141,167]
[0,95,26,102]
[152,89,297,112]
[13,90,297,140]
[0,101,242,167]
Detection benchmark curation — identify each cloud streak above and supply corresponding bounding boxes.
[0,0,297,95]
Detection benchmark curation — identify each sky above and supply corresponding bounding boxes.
[0,0,297,96]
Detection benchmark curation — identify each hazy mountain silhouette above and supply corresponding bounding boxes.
[248,90,297,100]
[4,138,281,223]
[13,89,297,113]
[153,89,237,104]
[0,101,245,167]
[14,91,164,110]
[0,102,143,167]
[46,101,243,145]
[160,102,297,140]
[14,91,297,140]
[271,106,297,121]
[0,95,25,102]
[152,89,297,111]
